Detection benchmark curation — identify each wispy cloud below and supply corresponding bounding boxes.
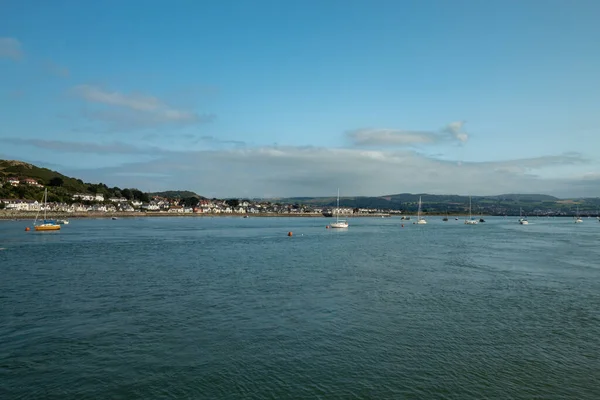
[72,85,214,131]
[4,138,161,155]
[347,121,469,147]
[0,37,23,61]
[346,129,436,146]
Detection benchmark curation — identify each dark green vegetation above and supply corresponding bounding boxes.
[0,160,150,203]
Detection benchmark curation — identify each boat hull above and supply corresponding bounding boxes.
[34,225,61,231]
[330,222,348,228]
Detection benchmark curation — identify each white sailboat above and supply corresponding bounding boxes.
[574,206,583,223]
[464,195,478,224]
[518,208,528,225]
[330,188,348,228]
[416,196,427,224]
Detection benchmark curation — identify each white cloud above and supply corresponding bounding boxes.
[347,121,469,147]
[71,85,213,130]
[346,129,435,146]
[0,37,23,60]
[444,121,469,143]
[59,144,592,198]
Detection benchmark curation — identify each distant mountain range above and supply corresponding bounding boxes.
[1,159,598,215]
[262,192,599,215]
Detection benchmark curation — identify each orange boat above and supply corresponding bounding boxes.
[33,188,60,232]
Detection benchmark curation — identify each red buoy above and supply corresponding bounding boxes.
[287,231,293,237]
[25,227,30,232]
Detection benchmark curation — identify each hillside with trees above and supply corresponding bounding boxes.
[0,160,152,203]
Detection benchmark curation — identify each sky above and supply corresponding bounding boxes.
[1,0,600,198]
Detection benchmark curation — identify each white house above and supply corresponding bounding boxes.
[5,200,39,211]
[131,200,143,207]
[8,177,20,186]
[72,193,95,201]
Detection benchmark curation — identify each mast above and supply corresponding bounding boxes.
[43,188,47,222]
[469,196,472,220]
[336,188,340,223]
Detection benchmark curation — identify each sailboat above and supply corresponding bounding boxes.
[442,208,448,221]
[330,188,348,228]
[34,188,60,231]
[464,196,478,224]
[574,206,583,223]
[518,208,528,225]
[416,196,427,224]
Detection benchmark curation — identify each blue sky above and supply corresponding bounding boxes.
[1,0,599,198]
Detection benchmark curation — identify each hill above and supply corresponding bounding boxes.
[148,190,204,199]
[0,160,88,193]
[0,159,171,204]
[273,192,598,215]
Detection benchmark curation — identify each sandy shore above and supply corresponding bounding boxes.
[0,211,396,220]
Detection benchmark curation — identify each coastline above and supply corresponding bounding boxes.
[0,211,395,220]
[1,211,575,220]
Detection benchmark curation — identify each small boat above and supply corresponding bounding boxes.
[574,206,583,223]
[464,196,478,225]
[442,209,448,221]
[330,188,348,228]
[518,208,528,225]
[34,188,60,231]
[57,219,69,225]
[416,196,427,224]
[111,216,118,220]
[479,218,485,223]
[401,216,411,220]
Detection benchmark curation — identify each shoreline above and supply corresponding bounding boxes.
[0,211,395,220]
[0,211,580,220]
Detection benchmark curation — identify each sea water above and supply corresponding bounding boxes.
[1,216,599,398]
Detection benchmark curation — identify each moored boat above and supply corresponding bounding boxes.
[34,188,60,231]
[330,189,348,228]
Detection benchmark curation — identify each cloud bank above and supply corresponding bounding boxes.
[25,141,587,198]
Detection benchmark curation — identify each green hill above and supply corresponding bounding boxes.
[1,160,158,204]
[149,190,204,199]
[0,160,88,193]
